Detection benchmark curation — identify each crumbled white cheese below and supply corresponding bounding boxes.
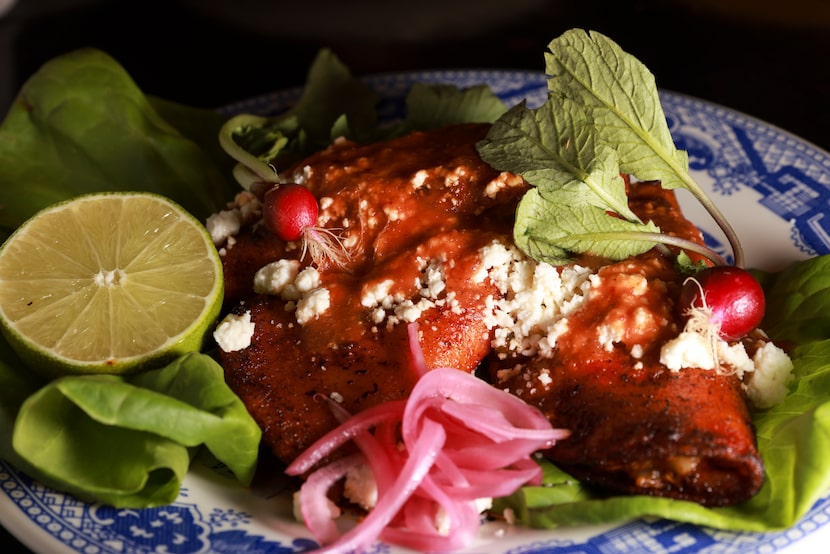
[253,259,301,295]
[659,325,793,408]
[206,209,242,246]
[287,164,312,185]
[292,267,322,295]
[660,331,716,371]
[361,279,395,308]
[213,311,255,352]
[411,169,430,190]
[744,342,794,409]
[443,166,467,187]
[476,240,595,358]
[343,463,378,511]
[253,260,329,324]
[383,205,403,221]
[205,191,262,247]
[360,259,451,328]
[659,330,755,375]
[483,172,524,199]
[597,321,627,353]
[717,340,755,375]
[435,497,492,536]
[296,288,331,325]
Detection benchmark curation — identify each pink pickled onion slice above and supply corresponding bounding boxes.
[287,325,570,553]
[286,399,406,476]
[408,322,428,377]
[297,453,364,545]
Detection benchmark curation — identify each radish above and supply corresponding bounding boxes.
[263,183,319,241]
[678,265,765,341]
[262,183,350,268]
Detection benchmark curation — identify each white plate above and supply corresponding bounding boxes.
[3,70,830,554]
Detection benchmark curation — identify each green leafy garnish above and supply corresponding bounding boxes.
[3,352,261,508]
[754,254,830,345]
[478,29,743,266]
[514,188,660,263]
[218,48,381,189]
[219,50,508,190]
[0,48,237,236]
[403,82,507,130]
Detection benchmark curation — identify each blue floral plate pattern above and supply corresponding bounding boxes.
[3,70,830,553]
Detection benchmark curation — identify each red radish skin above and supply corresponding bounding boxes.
[263,183,319,241]
[678,266,765,341]
[261,183,351,268]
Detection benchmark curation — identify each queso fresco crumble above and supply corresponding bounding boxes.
[209,180,792,412]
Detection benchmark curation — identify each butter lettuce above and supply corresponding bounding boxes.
[0,48,236,236]
[755,254,830,345]
[2,351,260,508]
[495,254,830,531]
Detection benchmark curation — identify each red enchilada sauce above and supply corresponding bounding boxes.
[216,123,764,507]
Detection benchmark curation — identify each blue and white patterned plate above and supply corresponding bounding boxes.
[3,70,830,553]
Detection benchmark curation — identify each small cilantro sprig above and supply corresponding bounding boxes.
[478,29,742,268]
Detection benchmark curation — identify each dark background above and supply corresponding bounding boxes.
[0,0,828,551]
[1,0,829,150]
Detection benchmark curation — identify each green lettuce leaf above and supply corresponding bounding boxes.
[404,82,507,130]
[755,255,830,345]
[0,49,236,234]
[218,48,381,188]
[495,254,830,531]
[219,51,510,191]
[8,352,261,508]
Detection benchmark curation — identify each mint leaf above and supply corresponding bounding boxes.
[545,29,744,265]
[478,99,639,222]
[545,29,689,188]
[514,188,659,263]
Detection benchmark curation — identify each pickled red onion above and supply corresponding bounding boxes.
[285,324,570,553]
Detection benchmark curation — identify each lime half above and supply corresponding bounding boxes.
[0,192,224,376]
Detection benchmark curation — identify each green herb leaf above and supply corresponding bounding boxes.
[514,188,659,263]
[545,29,689,187]
[478,99,639,222]
[544,29,744,265]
